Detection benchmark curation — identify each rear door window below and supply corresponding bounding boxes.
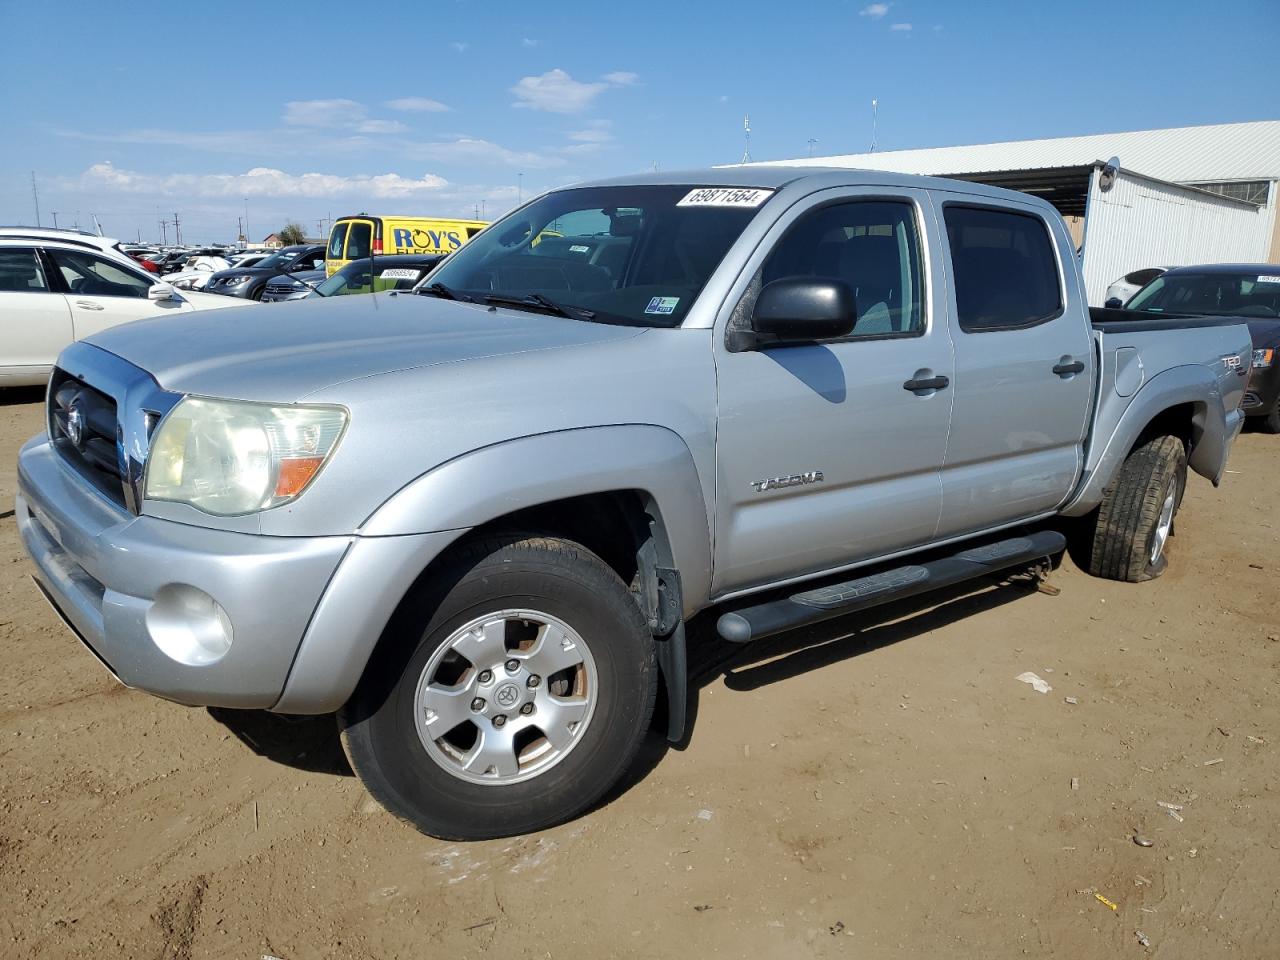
[0,248,49,292]
[345,221,372,260]
[944,206,1062,331]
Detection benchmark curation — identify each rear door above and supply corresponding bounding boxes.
[712,188,954,595]
[0,246,72,372]
[933,199,1093,537]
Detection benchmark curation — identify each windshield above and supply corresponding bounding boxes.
[422,184,772,326]
[1127,271,1280,318]
[256,249,298,271]
[315,259,431,297]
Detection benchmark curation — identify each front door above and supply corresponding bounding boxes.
[712,190,954,596]
[44,247,186,341]
[933,199,1094,537]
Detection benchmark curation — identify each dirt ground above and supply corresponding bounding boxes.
[1,385,1277,960]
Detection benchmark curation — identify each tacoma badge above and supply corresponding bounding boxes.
[750,471,824,493]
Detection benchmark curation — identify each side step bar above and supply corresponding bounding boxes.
[716,530,1066,644]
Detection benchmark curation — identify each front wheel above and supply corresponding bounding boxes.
[340,534,657,840]
[1087,434,1187,582]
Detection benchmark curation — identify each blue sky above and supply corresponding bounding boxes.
[1,0,1276,243]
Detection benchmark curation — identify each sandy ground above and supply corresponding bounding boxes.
[1,386,1277,960]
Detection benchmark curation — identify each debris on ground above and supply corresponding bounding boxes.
[1136,930,1152,948]
[1094,893,1119,911]
[1133,834,1154,848]
[1203,757,1224,766]
[693,904,713,913]
[1167,809,1185,823]
[1015,671,1052,694]
[1070,777,1080,791]
[1156,801,1183,811]
[1064,696,1079,705]
[695,809,713,821]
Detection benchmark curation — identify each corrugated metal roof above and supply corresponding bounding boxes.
[764,121,1280,183]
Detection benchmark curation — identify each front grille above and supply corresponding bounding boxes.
[48,369,127,506]
[263,282,299,299]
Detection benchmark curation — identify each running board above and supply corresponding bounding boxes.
[715,530,1066,644]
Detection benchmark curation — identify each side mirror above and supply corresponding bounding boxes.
[733,277,857,350]
[148,282,179,301]
[1104,297,1123,309]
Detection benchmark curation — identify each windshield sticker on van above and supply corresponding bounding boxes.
[645,296,680,315]
[379,268,423,280]
[677,187,774,208]
[569,244,591,253]
[1257,275,1280,283]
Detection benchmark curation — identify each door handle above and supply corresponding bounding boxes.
[1052,359,1085,376]
[903,375,949,393]
[74,300,105,311]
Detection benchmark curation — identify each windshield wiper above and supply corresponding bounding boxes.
[418,281,474,303]
[483,292,596,321]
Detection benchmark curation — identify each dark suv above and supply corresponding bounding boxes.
[204,244,326,300]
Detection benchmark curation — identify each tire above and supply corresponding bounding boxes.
[1087,434,1187,582]
[339,534,657,840]
[1259,400,1280,435]
[249,284,266,301]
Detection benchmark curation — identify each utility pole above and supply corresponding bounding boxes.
[51,211,60,229]
[159,218,168,245]
[243,198,249,244]
[807,137,819,157]
[30,172,41,227]
[741,114,752,164]
[172,212,181,246]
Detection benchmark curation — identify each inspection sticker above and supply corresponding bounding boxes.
[379,268,422,280]
[569,244,591,253]
[645,296,680,315]
[677,187,774,208]
[1257,275,1280,283]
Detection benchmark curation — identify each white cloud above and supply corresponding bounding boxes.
[521,37,538,47]
[511,69,607,113]
[718,95,730,103]
[890,22,913,31]
[451,41,468,53]
[385,97,451,113]
[403,137,565,169]
[567,121,612,143]
[602,71,639,86]
[77,161,449,199]
[860,3,890,17]
[282,99,405,134]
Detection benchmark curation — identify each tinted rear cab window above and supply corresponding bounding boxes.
[944,205,1062,331]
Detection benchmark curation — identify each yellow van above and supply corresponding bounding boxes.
[325,215,488,276]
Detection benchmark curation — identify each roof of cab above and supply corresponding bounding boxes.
[563,165,1061,214]
[1163,263,1280,276]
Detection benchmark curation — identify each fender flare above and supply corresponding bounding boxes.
[359,424,714,617]
[1060,365,1228,517]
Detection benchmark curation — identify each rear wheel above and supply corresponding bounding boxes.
[1087,434,1187,582]
[339,534,657,840]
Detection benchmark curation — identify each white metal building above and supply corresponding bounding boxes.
[765,121,1280,304]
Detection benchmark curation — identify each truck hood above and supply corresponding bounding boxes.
[1246,318,1280,350]
[84,292,645,401]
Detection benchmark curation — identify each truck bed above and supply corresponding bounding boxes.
[1089,306,1251,333]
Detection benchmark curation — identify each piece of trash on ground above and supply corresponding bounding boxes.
[1015,671,1052,694]
[695,808,713,821]
[1133,834,1154,847]
[1134,875,1152,886]
[1094,893,1118,911]
[1203,757,1224,766]
[1070,777,1080,791]
[1156,801,1183,811]
[1136,930,1151,948]
[1167,809,1184,823]
[1064,696,1078,705]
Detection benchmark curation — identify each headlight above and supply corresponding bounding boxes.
[1253,348,1274,369]
[172,278,195,289]
[144,397,347,516]
[221,275,254,285]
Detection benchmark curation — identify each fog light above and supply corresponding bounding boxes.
[146,584,234,665]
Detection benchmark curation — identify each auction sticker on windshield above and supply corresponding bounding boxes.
[1258,275,1280,283]
[645,296,680,315]
[379,268,422,280]
[677,187,774,208]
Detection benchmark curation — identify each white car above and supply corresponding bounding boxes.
[165,253,272,290]
[1104,266,1172,307]
[0,235,242,387]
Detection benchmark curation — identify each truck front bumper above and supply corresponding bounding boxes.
[17,435,460,712]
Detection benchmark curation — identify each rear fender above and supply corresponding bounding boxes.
[1061,365,1233,517]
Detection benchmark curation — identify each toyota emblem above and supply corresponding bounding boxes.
[66,403,85,447]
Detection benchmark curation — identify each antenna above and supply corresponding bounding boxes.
[870,99,879,153]
[51,212,60,229]
[30,172,41,227]
[807,137,819,158]
[92,214,104,237]
[518,172,524,203]
[741,114,752,164]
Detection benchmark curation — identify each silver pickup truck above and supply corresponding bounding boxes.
[16,168,1251,839]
